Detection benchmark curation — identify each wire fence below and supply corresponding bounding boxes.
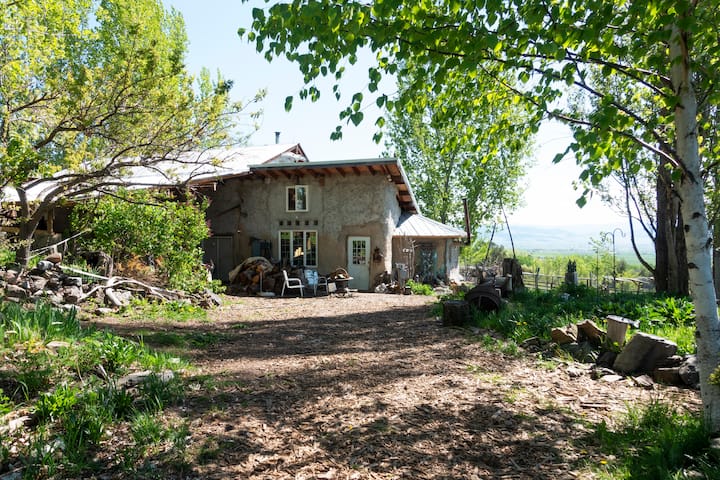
[522,272,654,294]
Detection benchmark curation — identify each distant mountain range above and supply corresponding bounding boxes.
[486,224,654,255]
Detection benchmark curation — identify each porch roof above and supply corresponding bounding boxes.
[394,212,467,239]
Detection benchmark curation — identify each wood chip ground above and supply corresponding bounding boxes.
[94,293,701,479]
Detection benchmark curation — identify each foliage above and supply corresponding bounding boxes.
[1,0,259,266]
[467,287,696,354]
[70,189,211,291]
[588,401,717,479]
[121,297,208,323]
[0,301,189,477]
[242,0,720,429]
[383,68,533,233]
[406,279,434,296]
[459,238,508,268]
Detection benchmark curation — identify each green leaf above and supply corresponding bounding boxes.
[284,95,294,112]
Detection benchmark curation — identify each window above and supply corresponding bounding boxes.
[286,185,308,211]
[279,230,317,267]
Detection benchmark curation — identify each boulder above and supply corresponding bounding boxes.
[551,324,578,345]
[679,355,699,388]
[576,319,605,347]
[63,286,83,304]
[4,269,19,285]
[653,367,682,385]
[5,284,28,300]
[613,332,678,374]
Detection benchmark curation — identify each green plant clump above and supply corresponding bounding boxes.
[0,301,189,478]
[588,401,717,479]
[406,279,434,296]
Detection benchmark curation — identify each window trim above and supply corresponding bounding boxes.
[286,185,309,212]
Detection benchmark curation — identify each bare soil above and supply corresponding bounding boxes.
[98,293,701,479]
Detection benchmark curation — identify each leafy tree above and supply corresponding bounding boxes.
[70,190,210,291]
[0,0,259,266]
[242,0,720,430]
[383,68,533,234]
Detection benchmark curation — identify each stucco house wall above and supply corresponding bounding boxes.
[204,172,401,285]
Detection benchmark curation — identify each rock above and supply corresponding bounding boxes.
[576,319,605,347]
[105,288,133,307]
[63,286,83,304]
[679,355,699,388]
[45,252,63,264]
[655,355,684,368]
[600,374,625,382]
[613,332,678,374]
[551,324,578,345]
[118,370,174,388]
[3,269,19,285]
[709,437,720,461]
[520,336,546,352]
[591,367,618,380]
[596,350,617,368]
[198,290,222,308]
[5,284,28,300]
[63,276,83,287]
[46,341,71,352]
[631,374,655,388]
[29,276,47,292]
[566,365,585,378]
[95,307,116,316]
[34,260,54,272]
[653,367,682,385]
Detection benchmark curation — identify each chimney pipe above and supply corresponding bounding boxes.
[275,131,281,144]
[463,198,471,245]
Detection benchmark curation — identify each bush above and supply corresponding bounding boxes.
[70,189,211,291]
[406,279,434,295]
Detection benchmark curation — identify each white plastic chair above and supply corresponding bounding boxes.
[281,270,304,297]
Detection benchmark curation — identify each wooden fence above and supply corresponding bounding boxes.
[521,271,654,294]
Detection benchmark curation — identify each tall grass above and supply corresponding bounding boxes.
[466,286,697,354]
[588,401,718,479]
[0,301,190,478]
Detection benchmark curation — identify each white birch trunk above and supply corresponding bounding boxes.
[670,24,720,431]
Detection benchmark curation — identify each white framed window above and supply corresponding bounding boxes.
[279,230,317,267]
[286,185,308,212]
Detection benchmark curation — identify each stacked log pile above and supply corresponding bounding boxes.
[0,253,221,312]
[228,257,286,295]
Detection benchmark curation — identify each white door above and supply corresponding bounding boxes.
[347,236,370,290]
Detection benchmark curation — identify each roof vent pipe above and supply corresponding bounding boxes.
[275,131,281,144]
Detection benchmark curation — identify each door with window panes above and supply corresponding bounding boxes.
[347,236,370,290]
[279,231,317,267]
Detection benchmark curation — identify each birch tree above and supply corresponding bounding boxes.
[241,0,720,430]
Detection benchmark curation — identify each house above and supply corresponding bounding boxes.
[1,142,467,291]
[192,143,467,290]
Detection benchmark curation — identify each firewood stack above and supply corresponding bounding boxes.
[228,257,284,294]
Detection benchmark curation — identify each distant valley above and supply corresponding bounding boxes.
[487,224,655,257]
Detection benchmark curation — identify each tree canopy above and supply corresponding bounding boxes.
[1,0,258,265]
[241,0,720,430]
[383,67,533,234]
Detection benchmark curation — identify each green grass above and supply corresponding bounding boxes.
[585,401,718,479]
[0,300,190,478]
[460,285,697,354]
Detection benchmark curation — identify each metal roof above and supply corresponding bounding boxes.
[1,143,308,203]
[394,212,467,239]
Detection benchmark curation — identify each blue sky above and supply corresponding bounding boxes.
[163,0,628,231]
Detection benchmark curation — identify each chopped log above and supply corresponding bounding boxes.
[442,300,470,327]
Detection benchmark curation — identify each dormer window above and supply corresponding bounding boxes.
[287,185,308,212]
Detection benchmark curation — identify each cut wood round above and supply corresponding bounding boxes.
[442,300,470,327]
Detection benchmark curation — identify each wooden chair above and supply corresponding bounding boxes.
[281,270,304,297]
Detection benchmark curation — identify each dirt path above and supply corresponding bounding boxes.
[130,293,699,479]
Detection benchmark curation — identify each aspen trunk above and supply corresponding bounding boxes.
[670,24,720,431]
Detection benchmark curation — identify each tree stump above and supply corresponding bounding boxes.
[442,300,470,327]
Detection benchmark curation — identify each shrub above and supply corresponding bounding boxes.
[406,279,434,296]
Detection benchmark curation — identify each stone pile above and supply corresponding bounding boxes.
[0,253,221,312]
[523,316,698,389]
